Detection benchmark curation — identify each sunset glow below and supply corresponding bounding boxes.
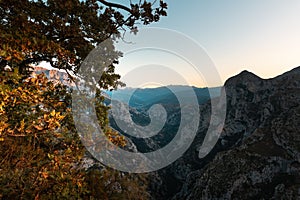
[115,0,300,88]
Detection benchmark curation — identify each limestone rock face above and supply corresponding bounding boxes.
[32,66,75,86]
[217,67,300,150]
[173,67,300,199]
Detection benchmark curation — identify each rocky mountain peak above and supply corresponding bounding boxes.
[31,66,75,87]
[173,66,300,199]
[225,69,263,89]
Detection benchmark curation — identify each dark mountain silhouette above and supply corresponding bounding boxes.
[171,66,300,199]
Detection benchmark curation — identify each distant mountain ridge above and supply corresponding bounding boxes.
[105,85,221,110]
[106,85,223,153]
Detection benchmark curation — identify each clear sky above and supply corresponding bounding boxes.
[114,0,300,88]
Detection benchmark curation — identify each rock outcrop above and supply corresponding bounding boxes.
[32,66,75,86]
[173,67,300,199]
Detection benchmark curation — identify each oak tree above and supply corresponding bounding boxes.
[0,0,167,199]
[0,71,149,199]
[0,0,167,87]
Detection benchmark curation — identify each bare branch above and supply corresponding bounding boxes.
[98,0,132,13]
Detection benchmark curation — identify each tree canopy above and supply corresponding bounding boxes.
[0,0,167,87]
[0,0,167,198]
[0,71,149,199]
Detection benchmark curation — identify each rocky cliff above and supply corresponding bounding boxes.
[173,67,300,199]
[32,66,75,86]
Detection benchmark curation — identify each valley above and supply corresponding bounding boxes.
[106,67,300,199]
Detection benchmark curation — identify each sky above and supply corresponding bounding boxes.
[113,0,300,88]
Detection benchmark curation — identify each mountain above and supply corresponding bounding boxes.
[107,85,222,153]
[31,66,75,86]
[171,67,300,199]
[32,65,300,199]
[105,85,221,110]
[108,67,300,199]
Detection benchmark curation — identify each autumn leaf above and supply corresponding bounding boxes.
[50,110,56,117]
[41,172,49,179]
[34,125,44,131]
[17,119,25,132]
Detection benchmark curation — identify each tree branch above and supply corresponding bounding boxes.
[98,0,132,13]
